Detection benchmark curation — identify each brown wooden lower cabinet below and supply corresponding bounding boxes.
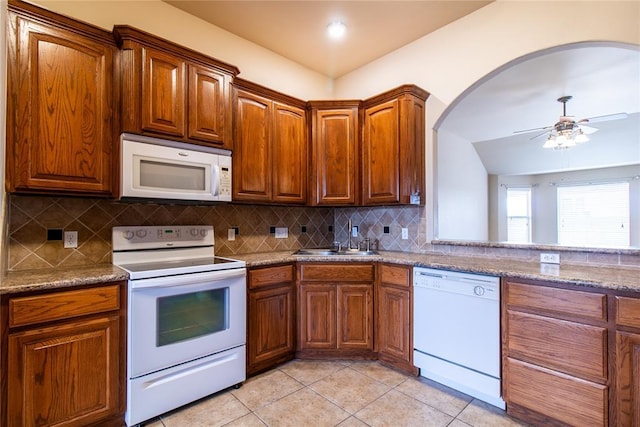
[247,264,296,375]
[2,282,126,427]
[297,263,374,358]
[377,263,416,374]
[502,278,609,427]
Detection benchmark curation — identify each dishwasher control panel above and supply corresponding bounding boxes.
[413,267,499,300]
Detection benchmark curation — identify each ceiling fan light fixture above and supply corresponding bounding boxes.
[575,129,589,143]
[543,134,557,149]
[327,21,346,39]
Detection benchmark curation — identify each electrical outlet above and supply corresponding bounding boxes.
[401,228,409,240]
[227,228,236,241]
[352,225,358,237]
[540,253,560,264]
[64,231,78,249]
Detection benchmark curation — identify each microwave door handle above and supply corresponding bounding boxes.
[211,164,220,197]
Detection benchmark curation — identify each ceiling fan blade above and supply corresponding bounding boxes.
[578,112,628,124]
[578,124,599,134]
[513,125,552,134]
[529,130,550,140]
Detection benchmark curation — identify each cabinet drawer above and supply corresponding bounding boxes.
[249,265,294,290]
[9,284,121,328]
[380,264,410,288]
[616,296,640,329]
[505,358,607,427]
[507,311,607,382]
[506,281,606,322]
[298,264,374,282]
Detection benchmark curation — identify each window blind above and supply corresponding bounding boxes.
[557,182,630,247]
[507,187,532,243]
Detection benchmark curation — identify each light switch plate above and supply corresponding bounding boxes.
[275,227,288,239]
[64,231,78,248]
[227,228,236,241]
[401,228,409,239]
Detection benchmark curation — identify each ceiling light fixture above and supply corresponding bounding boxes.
[542,96,591,150]
[327,21,346,39]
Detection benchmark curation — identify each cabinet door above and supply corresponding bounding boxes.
[188,64,230,147]
[272,102,307,204]
[7,12,114,195]
[141,47,186,137]
[248,286,295,372]
[299,285,336,349]
[615,332,640,427]
[310,107,359,205]
[233,89,272,202]
[338,284,373,350]
[362,99,400,205]
[378,284,411,361]
[7,315,121,426]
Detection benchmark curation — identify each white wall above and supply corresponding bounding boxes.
[496,165,640,246]
[33,0,334,100]
[436,129,488,241]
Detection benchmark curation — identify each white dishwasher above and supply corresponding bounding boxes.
[413,267,505,409]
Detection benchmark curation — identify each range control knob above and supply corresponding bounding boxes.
[474,286,486,296]
[122,230,134,240]
[136,229,147,238]
[190,228,199,237]
[199,229,208,237]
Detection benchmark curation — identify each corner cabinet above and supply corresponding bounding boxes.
[232,79,308,204]
[113,26,238,150]
[297,263,375,358]
[377,263,416,375]
[362,85,429,206]
[308,101,361,206]
[1,282,127,427]
[502,278,609,427]
[5,0,116,196]
[247,264,296,376]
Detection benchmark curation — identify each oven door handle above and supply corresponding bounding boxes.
[130,268,246,289]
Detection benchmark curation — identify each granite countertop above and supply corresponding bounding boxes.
[0,264,129,295]
[1,250,638,295]
[233,250,640,293]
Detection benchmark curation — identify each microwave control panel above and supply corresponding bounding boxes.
[218,156,232,199]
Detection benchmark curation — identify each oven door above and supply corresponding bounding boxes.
[128,268,246,378]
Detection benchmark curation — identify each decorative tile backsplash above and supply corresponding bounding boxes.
[333,206,427,252]
[7,195,335,271]
[6,195,430,271]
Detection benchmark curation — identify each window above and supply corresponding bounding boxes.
[557,182,630,247]
[507,187,532,243]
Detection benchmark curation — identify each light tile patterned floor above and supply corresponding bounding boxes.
[141,360,529,427]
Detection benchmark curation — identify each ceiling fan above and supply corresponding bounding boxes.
[514,96,628,149]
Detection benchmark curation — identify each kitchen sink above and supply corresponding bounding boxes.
[293,248,379,256]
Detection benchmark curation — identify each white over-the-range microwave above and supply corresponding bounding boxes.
[120,133,232,202]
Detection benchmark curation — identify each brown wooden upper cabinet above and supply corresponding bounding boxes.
[232,79,308,204]
[5,0,116,196]
[362,85,429,206]
[308,101,361,206]
[113,26,239,150]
